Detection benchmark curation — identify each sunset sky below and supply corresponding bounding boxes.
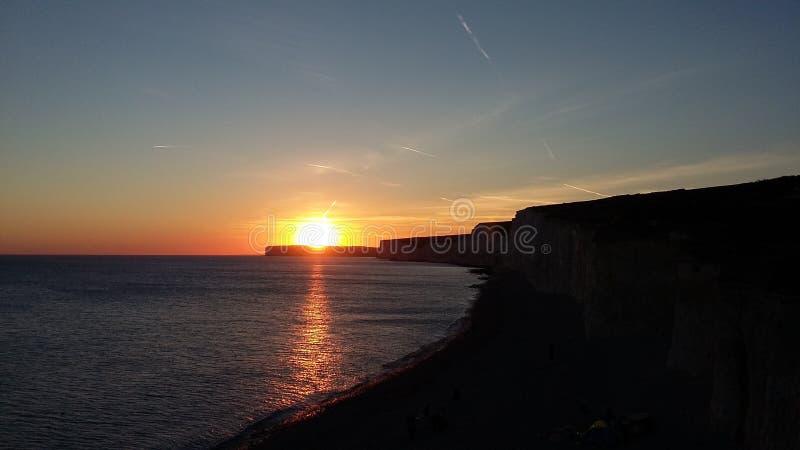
[2,1,799,254]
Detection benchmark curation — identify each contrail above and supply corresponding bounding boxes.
[400,146,437,158]
[322,200,337,218]
[563,183,610,198]
[542,140,556,160]
[306,164,358,176]
[479,195,555,204]
[152,145,186,149]
[457,14,492,63]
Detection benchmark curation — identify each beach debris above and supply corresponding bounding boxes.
[574,411,654,447]
[580,419,620,448]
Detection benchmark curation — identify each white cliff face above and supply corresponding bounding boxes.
[376,177,800,449]
[505,203,800,450]
[506,209,595,303]
[508,207,679,340]
[376,223,513,268]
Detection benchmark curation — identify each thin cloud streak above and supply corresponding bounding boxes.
[291,62,336,86]
[151,145,187,149]
[400,146,437,158]
[479,195,555,205]
[532,67,699,127]
[322,200,337,218]
[542,140,556,160]
[457,14,492,63]
[306,164,358,176]
[590,153,794,190]
[474,152,800,212]
[562,183,610,197]
[141,87,171,99]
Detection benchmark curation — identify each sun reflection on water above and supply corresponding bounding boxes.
[281,264,340,404]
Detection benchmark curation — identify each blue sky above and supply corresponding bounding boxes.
[2,1,799,253]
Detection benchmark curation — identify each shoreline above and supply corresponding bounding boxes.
[212,269,730,449]
[211,267,489,450]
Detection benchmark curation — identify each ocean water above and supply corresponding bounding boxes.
[0,256,478,449]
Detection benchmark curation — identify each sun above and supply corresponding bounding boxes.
[295,218,339,248]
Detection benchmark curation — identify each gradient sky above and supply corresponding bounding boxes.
[2,1,799,254]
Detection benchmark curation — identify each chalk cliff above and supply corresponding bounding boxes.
[506,176,800,449]
[377,176,799,449]
[376,222,511,267]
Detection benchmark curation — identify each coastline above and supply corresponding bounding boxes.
[211,266,487,450]
[213,269,729,449]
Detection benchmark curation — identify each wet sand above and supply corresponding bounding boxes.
[215,270,729,449]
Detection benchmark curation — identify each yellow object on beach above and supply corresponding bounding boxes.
[589,420,608,429]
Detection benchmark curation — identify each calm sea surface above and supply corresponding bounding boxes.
[0,256,478,449]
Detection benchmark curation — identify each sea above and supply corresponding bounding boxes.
[0,256,479,449]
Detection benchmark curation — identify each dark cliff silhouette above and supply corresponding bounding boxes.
[373,175,800,449]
